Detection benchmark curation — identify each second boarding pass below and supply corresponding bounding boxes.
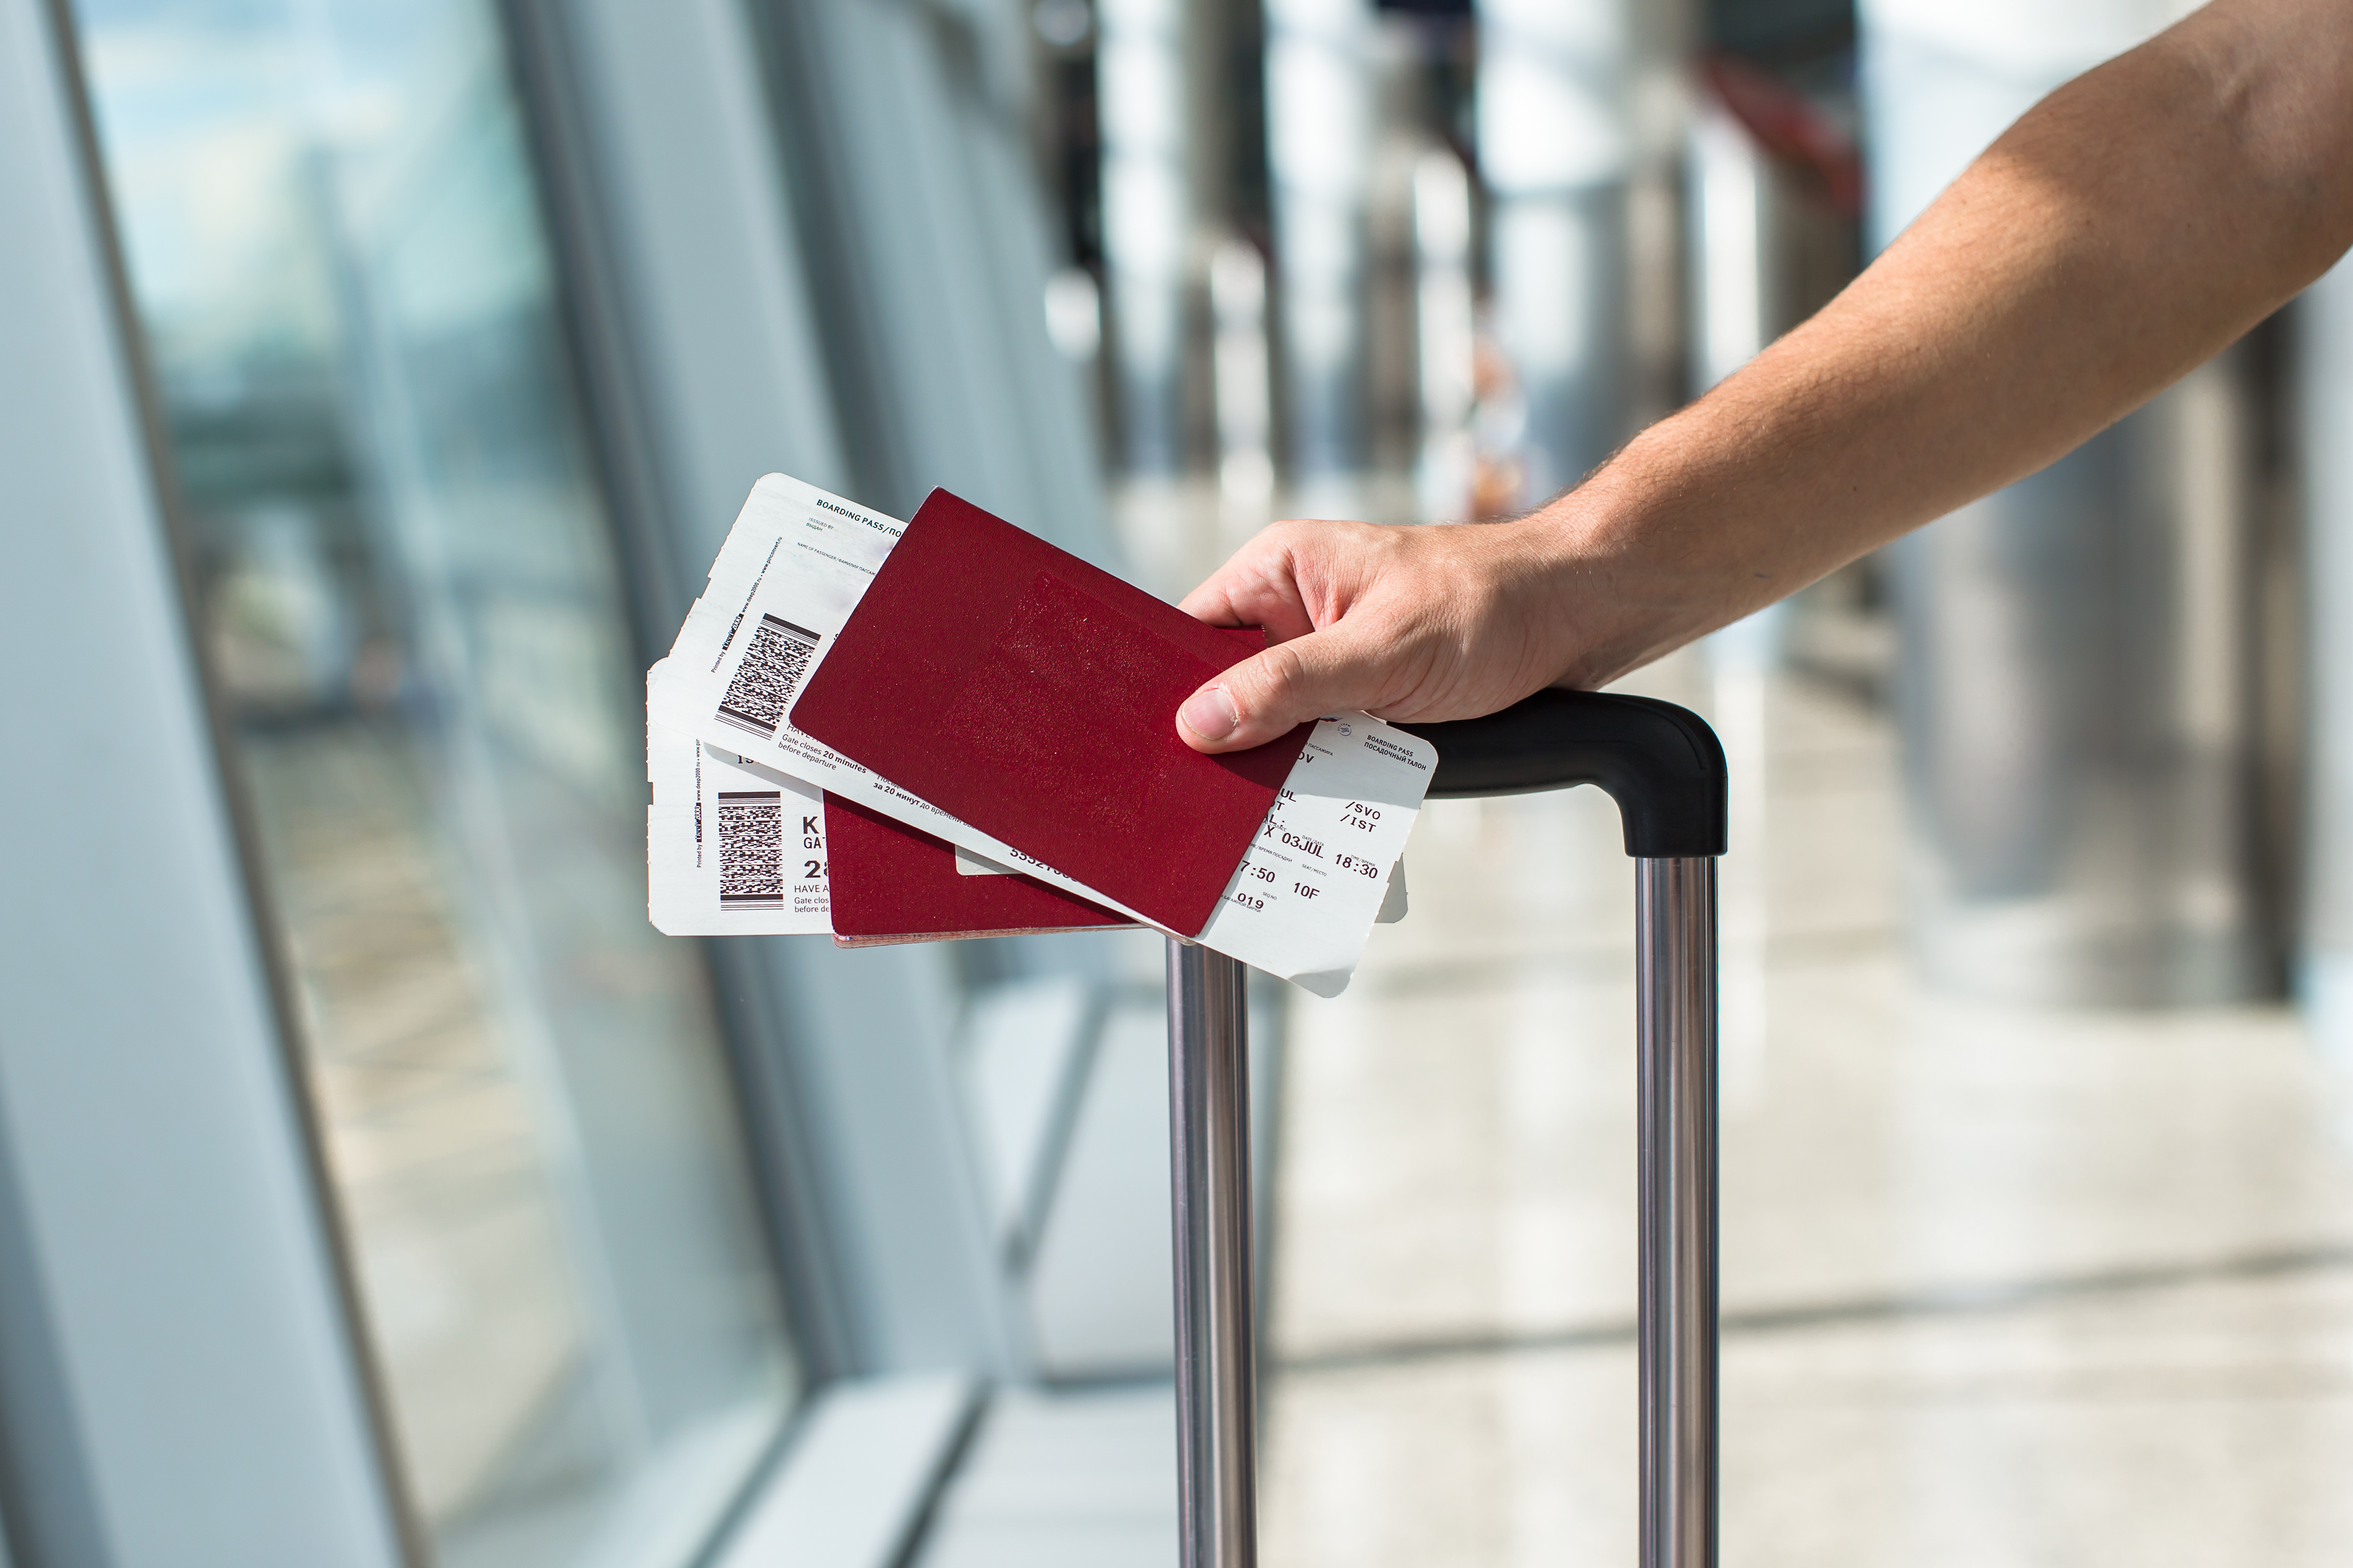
[647,475,1431,995]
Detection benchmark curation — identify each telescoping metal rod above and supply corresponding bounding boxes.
[1165,938,1257,1568]
[1635,857,1721,1568]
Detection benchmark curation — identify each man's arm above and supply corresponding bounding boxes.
[1176,0,2353,753]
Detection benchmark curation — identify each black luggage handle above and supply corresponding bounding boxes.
[1402,688,1729,858]
[1166,687,1729,1568]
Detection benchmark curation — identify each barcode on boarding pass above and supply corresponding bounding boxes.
[717,790,785,908]
[716,614,820,738]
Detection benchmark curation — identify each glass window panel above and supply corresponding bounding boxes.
[66,1,799,1561]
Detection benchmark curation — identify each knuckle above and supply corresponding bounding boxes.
[1226,641,1316,728]
[1264,518,1319,560]
[1249,641,1311,700]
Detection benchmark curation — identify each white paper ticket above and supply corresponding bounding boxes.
[648,662,829,936]
[649,474,1431,995]
[1194,718,1429,994]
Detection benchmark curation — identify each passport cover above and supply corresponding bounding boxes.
[790,489,1311,938]
[823,793,1133,944]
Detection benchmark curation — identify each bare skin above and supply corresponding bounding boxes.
[1176,0,2353,753]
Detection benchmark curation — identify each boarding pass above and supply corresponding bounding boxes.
[648,474,1431,995]
[648,664,829,936]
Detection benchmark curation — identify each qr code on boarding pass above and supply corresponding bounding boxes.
[717,790,786,908]
[716,614,820,738]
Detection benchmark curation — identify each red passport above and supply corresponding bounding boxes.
[790,489,1310,938]
[822,793,1133,945]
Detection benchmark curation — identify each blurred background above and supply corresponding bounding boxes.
[5,0,2353,1565]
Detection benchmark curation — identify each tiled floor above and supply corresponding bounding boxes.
[1261,661,2353,1568]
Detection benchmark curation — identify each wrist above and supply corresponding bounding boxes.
[1508,458,1727,688]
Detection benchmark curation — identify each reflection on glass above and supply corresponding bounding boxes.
[68,0,796,1560]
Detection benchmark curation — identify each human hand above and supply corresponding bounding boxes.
[1174,512,1669,753]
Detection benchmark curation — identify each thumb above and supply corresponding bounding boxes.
[1176,626,1390,753]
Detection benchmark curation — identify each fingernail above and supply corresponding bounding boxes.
[1179,686,1238,741]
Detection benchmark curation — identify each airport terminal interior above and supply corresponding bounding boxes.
[6,0,2353,1564]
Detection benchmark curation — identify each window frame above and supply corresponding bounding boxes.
[0,1,419,1560]
[3,0,1084,1556]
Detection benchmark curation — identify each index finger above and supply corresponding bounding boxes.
[1178,544,1319,642]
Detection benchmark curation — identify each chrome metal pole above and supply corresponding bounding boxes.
[1165,938,1257,1568]
[1636,857,1719,1568]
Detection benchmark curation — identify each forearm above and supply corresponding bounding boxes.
[1172,0,2353,752]
[1527,0,2353,687]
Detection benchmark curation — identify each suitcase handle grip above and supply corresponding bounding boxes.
[1400,689,1728,859]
